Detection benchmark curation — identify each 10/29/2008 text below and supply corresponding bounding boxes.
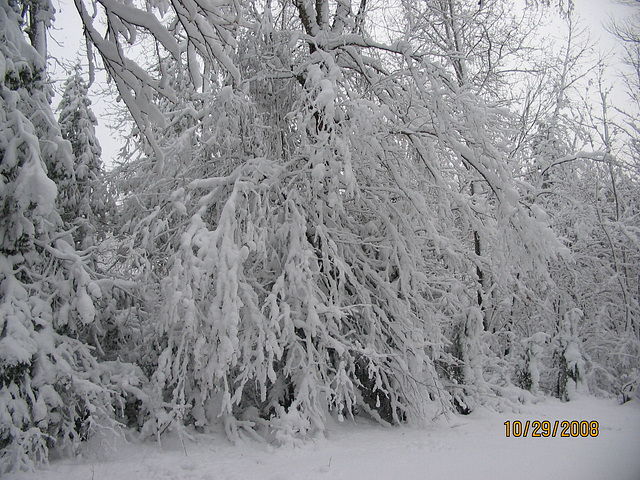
[504,420,599,437]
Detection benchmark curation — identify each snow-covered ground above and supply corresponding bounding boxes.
[6,396,640,480]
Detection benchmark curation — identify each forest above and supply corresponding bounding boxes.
[0,0,639,473]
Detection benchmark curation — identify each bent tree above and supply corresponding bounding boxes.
[79,0,561,441]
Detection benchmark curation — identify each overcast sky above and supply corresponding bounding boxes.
[47,0,636,169]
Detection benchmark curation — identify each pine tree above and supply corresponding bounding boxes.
[57,65,115,251]
[0,1,143,472]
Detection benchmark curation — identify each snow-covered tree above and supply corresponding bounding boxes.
[76,0,566,442]
[57,66,115,251]
[0,0,144,472]
[506,13,640,401]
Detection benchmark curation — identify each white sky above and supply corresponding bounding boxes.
[46,0,637,168]
[49,0,120,167]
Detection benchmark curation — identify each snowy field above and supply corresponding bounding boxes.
[6,396,640,480]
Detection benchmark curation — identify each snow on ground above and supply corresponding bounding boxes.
[6,396,640,480]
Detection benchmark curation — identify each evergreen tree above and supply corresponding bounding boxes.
[0,1,142,472]
[57,65,115,251]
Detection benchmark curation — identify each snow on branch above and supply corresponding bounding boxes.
[538,151,614,177]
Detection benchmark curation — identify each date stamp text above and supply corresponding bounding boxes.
[504,420,599,437]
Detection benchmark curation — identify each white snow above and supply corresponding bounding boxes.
[6,397,640,480]
[75,286,95,324]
